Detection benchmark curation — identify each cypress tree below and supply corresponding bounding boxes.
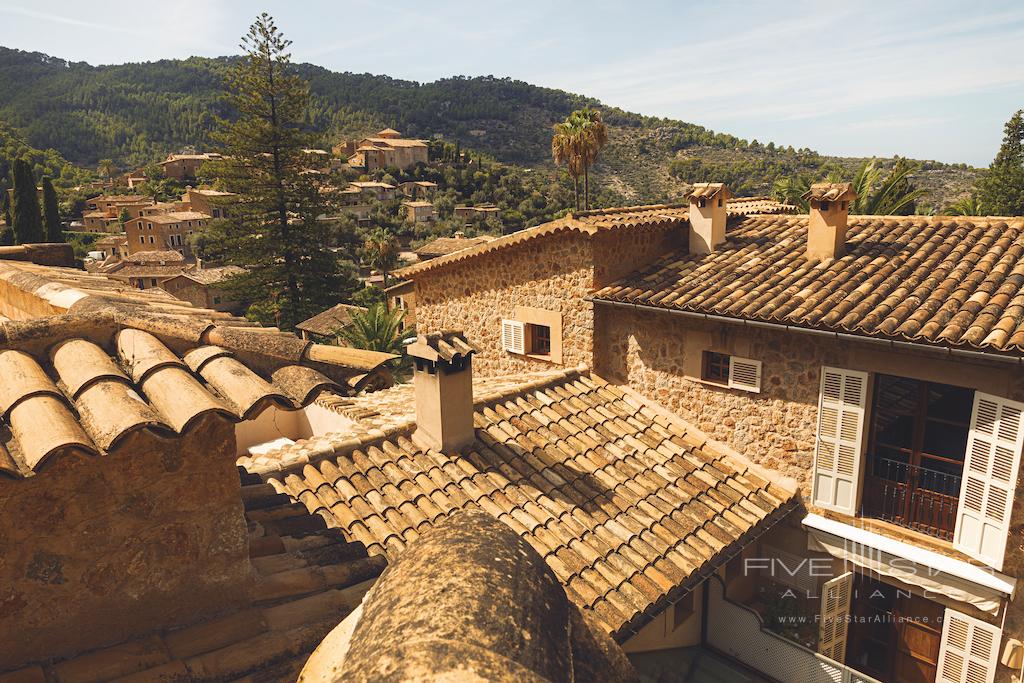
[41,177,63,242]
[977,110,1024,215]
[11,159,43,244]
[198,14,350,329]
[1,188,10,227]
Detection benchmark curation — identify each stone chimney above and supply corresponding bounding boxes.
[802,182,857,260]
[686,182,730,255]
[408,331,479,452]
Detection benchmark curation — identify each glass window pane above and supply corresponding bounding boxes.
[922,420,969,462]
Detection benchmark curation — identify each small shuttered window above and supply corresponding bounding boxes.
[812,367,868,514]
[937,608,1001,683]
[818,571,853,663]
[728,356,762,393]
[501,319,525,354]
[953,392,1024,570]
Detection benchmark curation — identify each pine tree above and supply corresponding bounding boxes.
[41,177,63,242]
[977,110,1024,215]
[10,159,43,244]
[199,14,352,329]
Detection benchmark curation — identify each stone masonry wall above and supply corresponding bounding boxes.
[412,224,682,378]
[414,231,596,377]
[0,415,251,670]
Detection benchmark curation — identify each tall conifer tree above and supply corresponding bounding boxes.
[11,159,43,244]
[41,177,62,242]
[977,110,1024,216]
[200,13,347,328]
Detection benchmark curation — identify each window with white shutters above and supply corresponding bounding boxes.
[937,608,1001,683]
[812,367,868,514]
[953,392,1024,570]
[501,319,525,354]
[818,571,853,663]
[728,356,762,393]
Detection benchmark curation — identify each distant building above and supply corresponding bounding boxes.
[81,194,154,233]
[104,250,194,290]
[414,232,496,261]
[159,153,222,181]
[160,265,246,313]
[124,211,210,259]
[295,303,367,344]
[349,181,397,202]
[181,187,235,218]
[399,180,438,200]
[453,203,500,221]
[402,200,437,223]
[344,129,428,171]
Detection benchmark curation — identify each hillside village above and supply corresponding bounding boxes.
[1,9,1024,683]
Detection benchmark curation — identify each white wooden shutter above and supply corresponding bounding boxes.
[953,392,1024,570]
[812,367,868,514]
[818,571,852,663]
[728,356,762,393]
[937,608,1001,683]
[501,319,525,354]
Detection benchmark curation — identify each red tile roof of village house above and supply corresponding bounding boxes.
[1,475,386,683]
[395,199,794,277]
[594,214,1024,355]
[295,303,367,337]
[240,367,797,641]
[414,234,496,258]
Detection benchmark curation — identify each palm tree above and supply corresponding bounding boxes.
[362,227,399,288]
[578,108,608,210]
[772,174,812,211]
[945,195,984,216]
[552,115,585,211]
[97,159,117,183]
[849,158,925,215]
[338,303,414,379]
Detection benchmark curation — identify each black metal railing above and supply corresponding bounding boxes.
[861,458,961,541]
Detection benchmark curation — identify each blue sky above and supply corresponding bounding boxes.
[1,1,1022,166]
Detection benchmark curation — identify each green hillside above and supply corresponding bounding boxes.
[0,47,976,208]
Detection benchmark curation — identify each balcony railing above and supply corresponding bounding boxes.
[706,577,883,683]
[861,457,961,541]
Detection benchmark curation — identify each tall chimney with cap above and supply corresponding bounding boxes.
[687,182,730,255]
[408,331,479,452]
[803,182,857,260]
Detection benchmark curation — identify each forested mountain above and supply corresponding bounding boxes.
[0,47,975,207]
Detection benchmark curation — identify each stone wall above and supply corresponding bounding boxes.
[411,224,682,378]
[0,414,251,670]
[414,231,596,377]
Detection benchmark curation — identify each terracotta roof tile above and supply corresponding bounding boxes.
[595,214,1024,355]
[248,369,797,641]
[396,199,794,277]
[0,312,396,479]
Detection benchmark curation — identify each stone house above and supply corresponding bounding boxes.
[181,187,236,218]
[159,153,222,181]
[402,200,437,223]
[453,203,500,221]
[399,180,438,200]
[295,303,367,344]
[344,129,428,171]
[81,194,154,233]
[385,279,416,331]
[394,188,1024,683]
[124,211,210,259]
[347,181,397,202]
[103,250,193,290]
[160,265,246,313]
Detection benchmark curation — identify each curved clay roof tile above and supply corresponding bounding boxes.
[271,365,341,405]
[137,365,233,433]
[51,338,130,399]
[74,380,169,451]
[0,350,64,416]
[193,355,291,418]
[116,329,186,383]
[9,395,97,471]
[182,345,234,374]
